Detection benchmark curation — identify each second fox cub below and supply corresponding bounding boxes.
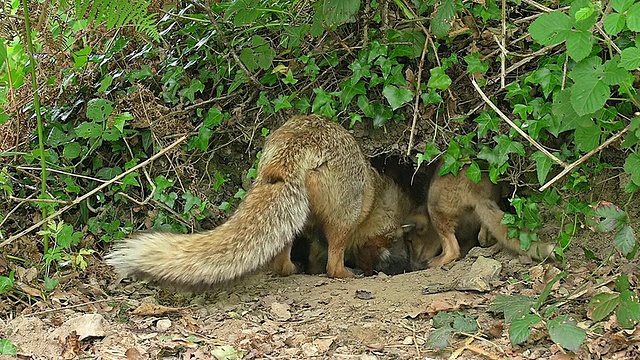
[405,162,556,269]
[106,115,412,289]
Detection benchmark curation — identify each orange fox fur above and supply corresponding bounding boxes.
[403,162,556,269]
[106,115,413,288]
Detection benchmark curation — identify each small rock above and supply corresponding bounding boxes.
[156,318,171,330]
[402,336,414,345]
[270,302,291,321]
[467,244,500,258]
[355,290,373,300]
[62,314,107,340]
[313,337,334,352]
[301,343,318,357]
[455,256,502,292]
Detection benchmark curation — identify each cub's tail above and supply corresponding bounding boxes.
[475,199,555,261]
[105,180,309,289]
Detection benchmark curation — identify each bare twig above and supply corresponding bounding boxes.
[470,78,568,168]
[406,29,430,156]
[539,125,630,191]
[1,135,189,248]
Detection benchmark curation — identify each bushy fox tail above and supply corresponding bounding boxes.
[475,199,555,261]
[105,180,309,289]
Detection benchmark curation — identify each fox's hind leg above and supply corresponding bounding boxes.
[272,244,298,276]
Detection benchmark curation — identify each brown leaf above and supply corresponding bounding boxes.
[60,330,81,360]
[131,302,180,316]
[125,347,149,360]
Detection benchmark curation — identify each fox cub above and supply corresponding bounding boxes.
[402,162,556,269]
[106,115,413,289]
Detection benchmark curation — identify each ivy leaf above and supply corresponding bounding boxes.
[547,316,586,352]
[465,162,482,183]
[339,80,367,107]
[531,151,553,185]
[322,0,361,27]
[464,52,489,74]
[620,47,640,70]
[571,77,609,116]
[0,339,17,355]
[588,292,620,322]
[566,30,592,62]
[509,314,541,346]
[475,111,499,138]
[273,95,292,112]
[614,224,636,255]
[179,79,204,103]
[431,0,455,37]
[529,11,571,45]
[627,3,640,31]
[382,85,413,110]
[427,67,452,90]
[604,13,626,35]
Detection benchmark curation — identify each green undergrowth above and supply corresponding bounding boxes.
[0,0,639,353]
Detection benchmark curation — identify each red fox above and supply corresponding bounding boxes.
[403,162,556,269]
[106,115,414,289]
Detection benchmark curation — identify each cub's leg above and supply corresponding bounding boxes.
[427,208,460,268]
[325,226,356,278]
[272,244,298,276]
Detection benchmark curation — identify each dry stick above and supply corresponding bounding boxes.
[470,78,568,168]
[539,125,630,191]
[1,135,189,248]
[406,29,430,156]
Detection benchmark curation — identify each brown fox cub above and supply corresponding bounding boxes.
[404,162,556,269]
[106,115,413,289]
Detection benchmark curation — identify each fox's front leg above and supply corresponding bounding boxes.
[325,227,356,278]
[427,210,460,268]
[272,244,298,276]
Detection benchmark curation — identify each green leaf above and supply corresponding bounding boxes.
[204,108,224,128]
[431,0,455,37]
[421,89,443,105]
[113,112,133,133]
[86,98,113,122]
[465,162,482,183]
[75,122,102,139]
[612,0,635,12]
[452,313,478,333]
[464,52,489,74]
[614,224,636,255]
[0,339,17,355]
[509,314,541,346]
[63,142,81,160]
[529,11,572,45]
[321,0,361,27]
[547,316,586,352]
[382,85,414,110]
[571,77,609,116]
[620,47,640,70]
[604,13,627,35]
[180,79,204,103]
[588,201,626,232]
[427,67,452,90]
[616,275,631,293]
[426,325,454,349]
[574,120,601,152]
[475,111,499,138]
[489,294,536,324]
[624,152,640,186]
[531,151,553,185]
[273,95,292,112]
[616,290,640,329]
[282,69,298,85]
[566,30,592,62]
[627,3,640,31]
[589,292,620,322]
[602,57,629,85]
[339,80,367,107]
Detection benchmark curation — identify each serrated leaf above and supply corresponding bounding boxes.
[452,314,478,333]
[566,30,592,62]
[589,292,620,322]
[529,12,572,45]
[604,13,626,35]
[489,294,536,324]
[627,3,640,31]
[531,151,553,185]
[568,56,602,82]
[570,77,609,116]
[431,0,455,37]
[612,0,635,12]
[426,325,454,349]
[322,0,361,27]
[382,85,413,110]
[547,316,586,352]
[620,47,640,70]
[616,290,640,329]
[614,224,636,255]
[616,275,631,293]
[509,314,541,346]
[427,67,452,90]
[624,152,640,186]
[75,122,102,139]
[574,120,601,152]
[602,57,629,85]
[465,162,482,183]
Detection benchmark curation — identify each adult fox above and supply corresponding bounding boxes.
[106,115,413,289]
